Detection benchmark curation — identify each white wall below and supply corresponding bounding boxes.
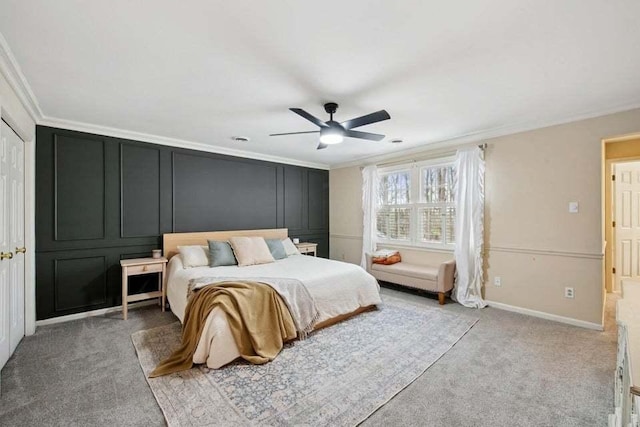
[330,108,640,325]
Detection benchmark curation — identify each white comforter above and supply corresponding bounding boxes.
[166,255,381,368]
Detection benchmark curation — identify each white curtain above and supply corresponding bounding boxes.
[361,165,379,269]
[452,146,487,308]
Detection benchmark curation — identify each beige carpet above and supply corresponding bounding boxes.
[132,295,478,426]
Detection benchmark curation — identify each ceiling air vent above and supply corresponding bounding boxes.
[231,136,250,142]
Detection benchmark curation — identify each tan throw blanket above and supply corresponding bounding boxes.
[189,276,320,339]
[149,281,296,378]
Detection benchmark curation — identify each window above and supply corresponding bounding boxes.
[376,160,456,249]
[377,170,411,240]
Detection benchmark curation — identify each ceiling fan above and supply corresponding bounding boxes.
[270,103,391,150]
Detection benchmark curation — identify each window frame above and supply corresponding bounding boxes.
[377,157,456,251]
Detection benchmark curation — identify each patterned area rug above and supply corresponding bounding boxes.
[132,296,479,426]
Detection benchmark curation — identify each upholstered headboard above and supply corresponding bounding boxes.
[163,228,289,259]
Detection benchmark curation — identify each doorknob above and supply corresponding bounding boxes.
[0,252,13,260]
[16,247,26,254]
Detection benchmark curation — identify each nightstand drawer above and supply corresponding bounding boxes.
[127,263,163,275]
[295,242,317,256]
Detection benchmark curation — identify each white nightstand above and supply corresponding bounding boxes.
[120,257,168,320]
[295,242,318,257]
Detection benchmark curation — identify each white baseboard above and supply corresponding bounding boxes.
[35,300,160,327]
[486,300,604,331]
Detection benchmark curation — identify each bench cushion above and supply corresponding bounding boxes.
[370,262,439,281]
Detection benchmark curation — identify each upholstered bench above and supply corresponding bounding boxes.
[366,249,456,304]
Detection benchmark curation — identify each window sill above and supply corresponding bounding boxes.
[377,242,454,254]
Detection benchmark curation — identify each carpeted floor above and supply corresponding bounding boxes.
[0,287,617,426]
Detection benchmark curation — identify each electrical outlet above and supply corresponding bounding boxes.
[494,276,501,287]
[564,287,575,299]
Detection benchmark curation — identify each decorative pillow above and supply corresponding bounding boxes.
[228,237,275,267]
[265,239,287,260]
[371,250,402,265]
[178,245,209,268]
[281,237,300,256]
[207,241,237,267]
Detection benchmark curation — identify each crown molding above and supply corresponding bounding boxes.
[330,101,640,169]
[0,32,43,121]
[39,115,330,170]
[35,100,640,172]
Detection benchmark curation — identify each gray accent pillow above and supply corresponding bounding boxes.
[265,239,287,260]
[207,241,237,267]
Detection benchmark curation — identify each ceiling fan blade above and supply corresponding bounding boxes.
[343,129,385,141]
[290,108,328,128]
[317,143,328,150]
[269,131,320,136]
[341,110,390,130]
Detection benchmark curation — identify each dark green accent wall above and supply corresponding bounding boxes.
[36,125,329,320]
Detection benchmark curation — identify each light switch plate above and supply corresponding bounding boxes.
[569,202,579,213]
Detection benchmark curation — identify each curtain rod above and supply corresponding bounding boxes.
[367,143,487,170]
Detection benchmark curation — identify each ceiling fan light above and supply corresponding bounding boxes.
[319,134,343,145]
[319,127,344,144]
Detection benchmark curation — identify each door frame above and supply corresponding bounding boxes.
[610,159,640,292]
[603,133,640,298]
[0,94,36,336]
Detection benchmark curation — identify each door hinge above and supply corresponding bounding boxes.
[613,221,616,228]
[613,267,616,274]
[612,174,616,181]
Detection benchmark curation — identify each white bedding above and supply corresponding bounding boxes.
[166,254,381,368]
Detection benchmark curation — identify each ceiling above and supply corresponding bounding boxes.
[1,0,639,168]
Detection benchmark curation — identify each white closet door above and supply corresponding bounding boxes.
[0,119,25,369]
[7,121,24,353]
[0,121,10,369]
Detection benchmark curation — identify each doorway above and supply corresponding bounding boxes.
[603,134,640,296]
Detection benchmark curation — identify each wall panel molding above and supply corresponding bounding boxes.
[486,245,603,260]
[36,125,329,320]
[329,236,604,260]
[308,169,329,233]
[330,234,363,241]
[283,167,304,232]
[171,151,280,232]
[53,255,107,312]
[53,134,106,241]
[120,143,161,238]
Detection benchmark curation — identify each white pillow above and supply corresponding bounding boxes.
[282,238,300,256]
[178,245,209,268]
[228,237,275,267]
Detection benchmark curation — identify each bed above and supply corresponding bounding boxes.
[163,228,382,369]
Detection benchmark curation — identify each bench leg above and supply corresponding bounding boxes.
[438,292,446,305]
